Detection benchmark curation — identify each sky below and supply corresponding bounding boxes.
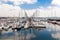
[0,0,60,17]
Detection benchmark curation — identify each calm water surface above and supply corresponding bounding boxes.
[0,23,60,40]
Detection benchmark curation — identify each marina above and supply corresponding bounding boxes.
[0,0,60,40]
[0,12,60,40]
[0,17,60,40]
[0,11,60,40]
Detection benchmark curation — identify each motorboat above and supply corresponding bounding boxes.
[33,22,46,28]
[48,21,57,24]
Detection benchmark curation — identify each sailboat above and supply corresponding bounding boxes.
[23,9,46,30]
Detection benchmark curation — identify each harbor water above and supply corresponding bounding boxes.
[0,22,60,40]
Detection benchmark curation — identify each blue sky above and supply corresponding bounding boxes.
[0,0,52,9]
[0,0,14,5]
[20,0,52,9]
[0,0,60,9]
[0,0,60,17]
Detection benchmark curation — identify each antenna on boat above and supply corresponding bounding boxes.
[18,11,20,24]
[25,10,28,18]
[19,11,20,18]
[24,10,29,21]
[17,11,20,22]
[35,9,38,17]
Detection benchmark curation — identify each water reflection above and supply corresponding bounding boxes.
[0,23,60,40]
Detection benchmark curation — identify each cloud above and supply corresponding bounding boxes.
[0,2,36,17]
[25,9,36,17]
[0,0,37,17]
[0,0,37,6]
[19,6,60,17]
[0,3,21,17]
[0,0,60,17]
[31,6,60,17]
[52,0,60,5]
[0,3,60,17]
